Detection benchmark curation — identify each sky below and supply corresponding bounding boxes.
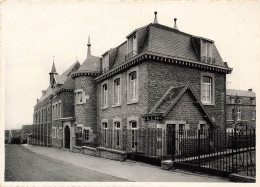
[1,0,260,130]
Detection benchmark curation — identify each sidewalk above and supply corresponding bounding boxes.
[22,144,229,182]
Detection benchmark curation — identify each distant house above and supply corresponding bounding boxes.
[20,125,33,144]
[226,89,256,129]
[8,129,21,144]
[5,130,10,144]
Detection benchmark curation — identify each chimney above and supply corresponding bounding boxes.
[37,99,39,103]
[248,89,252,92]
[174,18,179,30]
[153,11,158,24]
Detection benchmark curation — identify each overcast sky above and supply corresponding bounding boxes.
[2,1,260,130]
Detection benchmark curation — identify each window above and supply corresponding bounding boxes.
[252,99,255,105]
[77,127,82,137]
[237,109,241,121]
[56,103,58,119]
[59,102,61,119]
[114,79,121,105]
[201,41,213,63]
[130,72,137,101]
[57,129,59,139]
[102,84,108,108]
[84,129,89,141]
[126,34,137,59]
[252,111,256,120]
[102,53,109,73]
[238,99,242,104]
[202,76,212,104]
[75,90,85,104]
[179,124,185,136]
[199,124,206,135]
[130,121,137,149]
[231,98,235,104]
[114,122,121,147]
[103,122,108,145]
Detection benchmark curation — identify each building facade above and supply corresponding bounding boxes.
[226,89,256,129]
[30,13,232,154]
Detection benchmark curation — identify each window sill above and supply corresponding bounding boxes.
[74,103,84,106]
[112,104,121,108]
[202,102,215,106]
[127,100,139,105]
[101,106,108,110]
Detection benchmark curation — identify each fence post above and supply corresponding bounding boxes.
[198,129,201,167]
[171,129,176,161]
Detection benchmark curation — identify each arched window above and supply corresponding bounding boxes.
[114,122,121,147]
[102,122,108,145]
[114,79,121,105]
[129,71,137,101]
[102,84,108,107]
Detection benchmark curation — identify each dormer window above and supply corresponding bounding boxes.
[126,34,137,60]
[102,53,109,73]
[201,40,214,64]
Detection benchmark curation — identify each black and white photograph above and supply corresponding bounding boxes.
[0,0,259,185]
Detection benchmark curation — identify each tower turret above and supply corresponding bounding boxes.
[49,58,58,87]
[72,37,101,146]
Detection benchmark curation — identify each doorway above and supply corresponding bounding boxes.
[64,125,70,149]
[166,124,176,156]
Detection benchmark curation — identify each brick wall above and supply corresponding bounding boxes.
[75,76,98,145]
[147,61,226,128]
[97,62,149,133]
[165,91,210,128]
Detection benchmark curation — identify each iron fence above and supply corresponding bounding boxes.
[98,127,255,177]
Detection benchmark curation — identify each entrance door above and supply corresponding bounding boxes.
[130,121,138,152]
[64,125,70,149]
[166,124,176,157]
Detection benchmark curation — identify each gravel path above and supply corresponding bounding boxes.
[5,144,129,181]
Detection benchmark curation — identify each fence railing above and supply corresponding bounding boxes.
[96,128,255,177]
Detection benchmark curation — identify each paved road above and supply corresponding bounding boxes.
[5,144,129,181]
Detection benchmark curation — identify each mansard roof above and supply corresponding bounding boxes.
[143,84,216,128]
[227,89,256,98]
[96,21,231,82]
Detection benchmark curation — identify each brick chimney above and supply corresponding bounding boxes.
[248,89,252,92]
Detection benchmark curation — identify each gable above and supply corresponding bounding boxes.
[165,90,211,126]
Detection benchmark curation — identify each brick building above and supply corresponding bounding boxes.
[226,89,256,129]
[30,13,232,155]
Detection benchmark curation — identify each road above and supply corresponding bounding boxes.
[5,144,129,181]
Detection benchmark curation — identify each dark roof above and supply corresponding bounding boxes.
[37,61,80,104]
[104,22,227,70]
[148,84,216,128]
[77,55,101,72]
[227,89,256,97]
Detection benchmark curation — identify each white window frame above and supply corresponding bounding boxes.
[74,89,85,105]
[127,116,139,151]
[113,118,122,148]
[101,81,108,109]
[113,75,122,107]
[252,111,256,120]
[127,67,139,104]
[201,72,215,105]
[237,109,241,121]
[238,99,242,104]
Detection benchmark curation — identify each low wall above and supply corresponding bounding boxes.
[72,146,127,161]
[97,147,127,161]
[82,146,98,157]
[72,145,82,153]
